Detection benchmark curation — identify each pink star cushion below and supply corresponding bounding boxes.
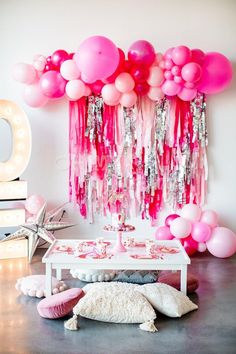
[37,288,84,319]
[158,271,199,294]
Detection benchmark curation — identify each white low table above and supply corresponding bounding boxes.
[42,239,190,296]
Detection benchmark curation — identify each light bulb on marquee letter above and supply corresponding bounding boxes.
[0,99,31,182]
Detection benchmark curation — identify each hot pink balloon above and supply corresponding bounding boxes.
[23,83,48,108]
[171,46,192,66]
[13,63,37,84]
[165,213,180,227]
[206,227,236,258]
[51,49,69,69]
[174,76,184,84]
[134,81,150,96]
[178,87,197,101]
[164,71,173,80]
[170,217,192,238]
[60,59,81,80]
[120,91,137,107]
[147,66,164,87]
[75,36,119,81]
[115,73,135,93]
[161,80,181,96]
[155,226,173,240]
[66,80,86,101]
[130,66,149,83]
[200,210,218,228]
[191,49,205,65]
[101,84,121,106]
[128,40,155,66]
[164,48,174,60]
[164,59,174,70]
[147,87,164,101]
[197,52,233,94]
[40,71,66,98]
[181,62,202,83]
[191,222,212,242]
[171,66,181,76]
[182,236,198,256]
[89,80,104,95]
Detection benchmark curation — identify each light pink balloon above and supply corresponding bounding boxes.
[155,226,173,240]
[164,48,174,60]
[181,62,202,83]
[25,195,45,215]
[171,46,191,66]
[13,63,37,84]
[197,242,207,253]
[66,80,85,100]
[23,83,48,108]
[80,72,96,84]
[101,84,121,106]
[75,36,119,82]
[84,85,92,96]
[200,210,218,228]
[161,80,181,96]
[178,87,197,101]
[192,222,212,242]
[181,203,202,222]
[33,56,46,72]
[115,73,135,93]
[154,52,164,64]
[170,217,192,238]
[206,227,236,258]
[40,71,66,98]
[60,60,81,80]
[120,91,137,107]
[147,87,164,101]
[184,82,196,89]
[147,66,164,87]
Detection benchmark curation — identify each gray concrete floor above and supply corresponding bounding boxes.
[0,249,236,354]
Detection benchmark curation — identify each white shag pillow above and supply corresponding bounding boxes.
[135,283,198,318]
[64,282,157,333]
[15,275,67,298]
[70,269,116,282]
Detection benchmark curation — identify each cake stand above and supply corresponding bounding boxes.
[103,224,135,253]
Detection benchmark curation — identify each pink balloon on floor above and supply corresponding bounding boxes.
[182,236,198,256]
[206,227,236,258]
[165,214,180,227]
[200,210,218,228]
[191,222,212,242]
[181,203,202,222]
[170,217,192,238]
[197,242,207,253]
[155,226,173,240]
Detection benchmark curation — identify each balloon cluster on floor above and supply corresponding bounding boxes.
[155,204,236,258]
[12,36,232,108]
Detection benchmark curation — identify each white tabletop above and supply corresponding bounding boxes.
[42,239,190,268]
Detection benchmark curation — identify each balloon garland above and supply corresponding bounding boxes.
[12,36,233,223]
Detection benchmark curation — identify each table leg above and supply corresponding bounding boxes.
[56,268,62,281]
[45,263,52,297]
[180,265,187,295]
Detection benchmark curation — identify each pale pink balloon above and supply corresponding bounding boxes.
[170,217,192,238]
[155,226,173,240]
[178,87,197,101]
[197,242,207,253]
[147,87,164,101]
[120,91,137,107]
[191,222,212,242]
[60,60,81,80]
[101,84,121,106]
[181,203,202,222]
[23,83,48,108]
[181,62,202,83]
[75,36,119,81]
[25,195,45,215]
[147,66,164,87]
[66,80,86,100]
[115,73,135,93]
[84,85,92,96]
[161,80,181,96]
[33,56,46,72]
[13,63,37,84]
[171,46,191,66]
[154,52,164,64]
[206,227,236,258]
[40,71,66,98]
[200,210,218,228]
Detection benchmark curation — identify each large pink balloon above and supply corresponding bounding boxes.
[191,222,212,242]
[161,80,181,96]
[170,217,192,238]
[200,210,218,228]
[13,63,37,84]
[197,52,233,94]
[171,46,191,66]
[40,71,66,98]
[178,87,197,101]
[128,40,155,66]
[75,36,119,82]
[155,226,173,240]
[206,227,236,258]
[23,83,48,108]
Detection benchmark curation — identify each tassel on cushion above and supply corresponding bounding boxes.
[139,320,158,333]
[64,314,79,331]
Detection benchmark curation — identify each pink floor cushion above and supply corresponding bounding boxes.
[158,271,199,294]
[37,288,84,319]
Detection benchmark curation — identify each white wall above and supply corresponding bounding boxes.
[0,0,236,240]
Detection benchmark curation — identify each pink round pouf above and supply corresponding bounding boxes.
[158,271,199,294]
[37,288,84,319]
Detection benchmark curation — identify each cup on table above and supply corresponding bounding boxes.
[96,242,107,257]
[145,239,156,256]
[125,236,135,247]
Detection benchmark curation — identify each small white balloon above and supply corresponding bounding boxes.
[197,242,207,253]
